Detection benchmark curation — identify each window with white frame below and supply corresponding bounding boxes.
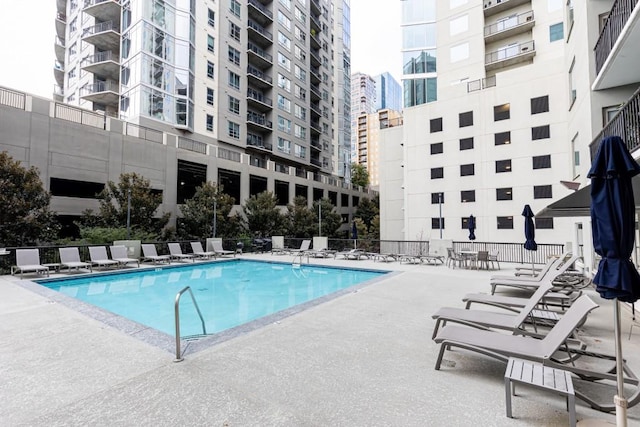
[230,23,241,42]
[279,0,291,10]
[294,26,306,42]
[294,143,306,158]
[207,35,215,52]
[294,124,306,139]
[278,11,291,30]
[295,85,306,100]
[206,88,214,105]
[294,65,306,82]
[278,73,291,92]
[278,94,291,112]
[228,46,240,66]
[278,137,291,154]
[278,32,291,51]
[228,121,240,139]
[568,57,576,107]
[278,116,292,133]
[229,71,240,89]
[206,114,214,131]
[278,52,291,71]
[228,96,240,114]
[294,7,306,23]
[294,45,306,61]
[294,104,306,120]
[230,0,241,17]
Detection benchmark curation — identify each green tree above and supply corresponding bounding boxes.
[243,191,285,237]
[178,182,242,239]
[314,198,342,237]
[0,152,59,246]
[355,196,379,230]
[284,196,316,238]
[351,163,369,188]
[81,172,170,237]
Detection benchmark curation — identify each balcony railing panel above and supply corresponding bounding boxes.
[589,86,640,160]
[595,0,639,75]
[0,87,26,110]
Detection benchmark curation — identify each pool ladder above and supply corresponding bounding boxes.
[174,286,207,362]
[292,251,309,266]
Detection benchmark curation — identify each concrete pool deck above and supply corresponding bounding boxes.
[1,253,640,426]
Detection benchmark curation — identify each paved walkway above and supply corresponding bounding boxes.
[1,253,639,426]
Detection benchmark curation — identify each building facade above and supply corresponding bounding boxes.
[54,0,349,186]
[381,0,573,244]
[349,71,376,163]
[355,108,402,188]
[373,72,402,112]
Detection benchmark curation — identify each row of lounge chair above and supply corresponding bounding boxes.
[10,241,236,278]
[429,252,640,416]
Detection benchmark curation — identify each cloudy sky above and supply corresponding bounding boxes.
[0,1,402,99]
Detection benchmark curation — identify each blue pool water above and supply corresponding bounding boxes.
[38,260,386,337]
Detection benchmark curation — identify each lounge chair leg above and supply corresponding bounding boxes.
[505,377,513,418]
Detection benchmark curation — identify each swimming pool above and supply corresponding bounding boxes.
[37,260,387,338]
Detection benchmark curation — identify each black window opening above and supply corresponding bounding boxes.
[341,213,349,224]
[534,185,553,199]
[535,217,554,229]
[461,190,475,203]
[432,217,445,229]
[328,191,337,206]
[295,184,308,200]
[533,155,551,169]
[57,215,82,238]
[218,168,241,204]
[460,164,475,176]
[459,111,473,127]
[431,192,444,204]
[531,95,549,114]
[532,125,551,140]
[275,180,289,205]
[50,177,105,198]
[352,195,360,207]
[497,216,514,229]
[430,117,443,133]
[177,159,207,204]
[431,167,444,179]
[495,131,511,146]
[496,187,513,201]
[430,142,443,154]
[313,187,324,201]
[494,103,510,121]
[249,175,268,197]
[496,159,512,173]
[461,217,475,229]
[341,193,349,207]
[460,137,474,150]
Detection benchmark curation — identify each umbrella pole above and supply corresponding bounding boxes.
[614,299,628,427]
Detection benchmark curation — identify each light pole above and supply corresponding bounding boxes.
[212,198,217,238]
[438,192,443,239]
[318,201,322,236]
[126,188,131,239]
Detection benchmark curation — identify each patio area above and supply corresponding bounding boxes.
[1,252,639,426]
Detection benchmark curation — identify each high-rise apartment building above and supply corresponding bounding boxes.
[374,72,401,112]
[349,72,376,163]
[54,0,349,180]
[380,0,573,243]
[355,108,402,188]
[401,0,437,107]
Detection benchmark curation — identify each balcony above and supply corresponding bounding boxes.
[484,10,534,43]
[82,21,120,52]
[310,119,322,133]
[483,0,531,17]
[247,65,273,89]
[310,66,321,83]
[593,0,640,90]
[80,80,119,105]
[248,0,273,25]
[55,12,66,39]
[53,84,64,102]
[485,40,535,71]
[310,84,321,101]
[589,86,640,160]
[83,0,121,25]
[247,19,273,47]
[247,42,273,68]
[247,88,273,112]
[57,0,66,13]
[310,49,322,67]
[311,138,322,151]
[467,75,497,92]
[54,36,65,63]
[53,61,65,87]
[310,102,321,117]
[310,14,321,33]
[310,30,321,49]
[247,133,273,152]
[247,111,273,131]
[310,0,321,15]
[81,51,120,80]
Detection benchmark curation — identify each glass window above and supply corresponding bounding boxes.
[207,61,215,79]
[278,11,291,30]
[228,96,240,114]
[431,218,445,230]
[496,159,512,173]
[294,45,306,61]
[460,137,474,150]
[294,85,306,100]
[294,26,306,42]
[403,77,437,107]
[278,32,291,50]
[206,114,214,131]
[206,88,214,105]
[278,116,291,133]
[278,137,291,154]
[278,52,291,71]
[279,0,291,10]
[294,65,306,82]
[402,0,436,24]
[228,46,240,66]
[531,95,549,114]
[228,71,240,89]
[534,185,553,199]
[278,94,291,112]
[230,0,241,17]
[431,192,444,204]
[208,9,215,27]
[430,142,443,154]
[569,57,577,106]
[460,190,475,203]
[532,125,550,140]
[294,143,306,158]
[403,49,436,74]
[207,35,215,52]
[536,217,554,229]
[294,104,306,120]
[549,23,564,42]
[497,216,514,229]
[294,124,306,139]
[430,117,442,133]
[494,131,511,146]
[228,121,240,139]
[494,103,510,121]
[496,188,512,201]
[230,23,241,42]
[403,23,437,49]
[431,167,443,179]
[533,155,551,169]
[294,7,306,23]
[460,164,474,176]
[459,111,473,127]
[278,74,291,92]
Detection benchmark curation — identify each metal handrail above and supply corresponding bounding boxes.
[174,286,206,362]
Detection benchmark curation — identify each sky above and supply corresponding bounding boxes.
[0,1,402,99]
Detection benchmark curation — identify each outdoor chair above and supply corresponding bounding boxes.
[59,247,92,273]
[211,240,235,257]
[141,244,171,264]
[488,250,500,270]
[490,254,581,294]
[476,250,490,270]
[431,281,555,339]
[168,243,194,262]
[288,239,311,254]
[445,248,465,269]
[462,289,582,312]
[11,248,49,278]
[88,246,119,269]
[190,241,215,259]
[335,248,366,260]
[110,245,139,268]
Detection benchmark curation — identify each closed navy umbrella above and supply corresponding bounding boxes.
[468,215,476,241]
[522,205,537,272]
[588,135,640,424]
[351,221,358,248]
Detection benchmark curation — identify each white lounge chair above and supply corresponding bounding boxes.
[168,243,194,262]
[211,240,235,257]
[190,241,215,259]
[59,247,92,273]
[289,239,311,254]
[11,249,49,278]
[88,246,119,269]
[141,244,171,264]
[110,245,139,268]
